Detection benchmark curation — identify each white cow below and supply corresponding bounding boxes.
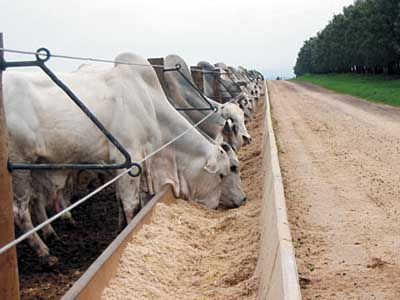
[164,55,251,151]
[199,61,256,122]
[4,53,245,266]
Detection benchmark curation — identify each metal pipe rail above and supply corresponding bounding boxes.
[163,63,217,112]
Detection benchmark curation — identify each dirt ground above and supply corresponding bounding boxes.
[102,99,266,300]
[270,80,400,300]
[18,185,120,300]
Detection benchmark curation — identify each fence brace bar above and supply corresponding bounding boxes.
[0,47,140,177]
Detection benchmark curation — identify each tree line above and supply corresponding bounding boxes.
[294,0,400,76]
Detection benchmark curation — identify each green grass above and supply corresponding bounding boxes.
[294,73,400,107]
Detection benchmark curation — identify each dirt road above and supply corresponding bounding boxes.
[270,81,400,300]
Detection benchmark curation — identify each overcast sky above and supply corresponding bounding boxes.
[1,0,353,78]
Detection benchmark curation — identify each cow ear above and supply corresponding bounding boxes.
[221,142,231,153]
[223,120,232,134]
[204,158,218,174]
[232,123,239,135]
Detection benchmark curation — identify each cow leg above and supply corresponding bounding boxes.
[13,172,58,268]
[117,196,126,231]
[116,173,141,227]
[140,192,154,208]
[57,173,78,228]
[30,196,59,242]
[139,160,155,208]
[14,199,58,267]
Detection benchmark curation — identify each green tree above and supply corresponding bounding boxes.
[294,0,400,76]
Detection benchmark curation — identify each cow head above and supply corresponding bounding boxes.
[183,142,246,210]
[220,103,251,149]
[219,143,246,208]
[237,95,254,121]
[182,144,230,209]
[222,119,242,152]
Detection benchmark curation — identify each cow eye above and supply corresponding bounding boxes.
[230,165,238,173]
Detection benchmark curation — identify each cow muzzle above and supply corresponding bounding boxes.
[243,135,252,145]
[234,196,247,208]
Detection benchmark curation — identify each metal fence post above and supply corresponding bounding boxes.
[212,69,221,103]
[190,66,204,93]
[0,32,20,300]
[147,57,170,97]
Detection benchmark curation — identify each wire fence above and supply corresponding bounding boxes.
[0,47,165,68]
[0,109,216,255]
[0,47,235,75]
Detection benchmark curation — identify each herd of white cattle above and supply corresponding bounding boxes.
[2,52,264,268]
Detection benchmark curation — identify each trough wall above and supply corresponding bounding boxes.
[255,81,302,300]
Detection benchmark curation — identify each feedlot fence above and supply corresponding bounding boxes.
[0,35,241,299]
[0,44,218,254]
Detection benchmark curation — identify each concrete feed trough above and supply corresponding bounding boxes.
[255,83,301,300]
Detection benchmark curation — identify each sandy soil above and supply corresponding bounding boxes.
[270,80,400,300]
[102,99,266,300]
